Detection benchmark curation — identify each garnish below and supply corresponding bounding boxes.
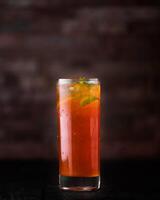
[80,96,99,107]
[78,77,93,87]
[79,77,87,84]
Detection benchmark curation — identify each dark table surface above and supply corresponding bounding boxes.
[0,159,159,200]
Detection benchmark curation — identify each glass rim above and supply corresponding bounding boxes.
[57,78,99,85]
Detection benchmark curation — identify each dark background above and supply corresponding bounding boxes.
[0,0,160,160]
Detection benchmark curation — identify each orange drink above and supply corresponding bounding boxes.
[57,78,100,191]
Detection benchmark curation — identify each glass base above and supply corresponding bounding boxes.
[59,175,100,191]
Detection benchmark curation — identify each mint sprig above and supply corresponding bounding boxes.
[78,77,93,87]
[79,77,86,84]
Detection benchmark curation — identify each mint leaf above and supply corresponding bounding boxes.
[80,96,99,106]
[79,77,86,84]
[78,77,93,87]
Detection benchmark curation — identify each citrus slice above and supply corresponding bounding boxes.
[80,96,99,107]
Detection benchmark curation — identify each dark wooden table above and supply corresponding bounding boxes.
[0,159,159,200]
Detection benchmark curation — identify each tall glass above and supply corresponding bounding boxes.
[57,78,100,191]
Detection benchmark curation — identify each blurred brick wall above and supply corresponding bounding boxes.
[0,0,160,159]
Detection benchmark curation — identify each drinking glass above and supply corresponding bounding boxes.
[57,78,100,191]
